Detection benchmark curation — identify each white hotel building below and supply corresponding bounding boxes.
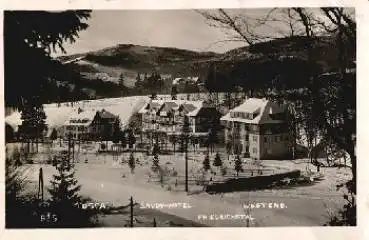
[220,98,291,160]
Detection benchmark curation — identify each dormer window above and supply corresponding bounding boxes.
[230,110,259,120]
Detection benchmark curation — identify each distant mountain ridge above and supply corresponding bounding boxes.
[57,35,355,93]
[57,44,220,66]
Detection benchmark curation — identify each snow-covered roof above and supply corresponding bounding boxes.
[172,78,185,85]
[220,98,286,124]
[188,77,199,82]
[138,99,203,117]
[172,77,199,85]
[64,109,96,126]
[185,102,203,117]
[232,98,265,114]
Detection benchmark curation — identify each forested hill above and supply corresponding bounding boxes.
[56,35,355,98]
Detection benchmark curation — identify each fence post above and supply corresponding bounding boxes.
[130,196,134,227]
[37,167,44,202]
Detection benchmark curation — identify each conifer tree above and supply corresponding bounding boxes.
[213,152,223,168]
[47,157,98,227]
[5,151,40,227]
[234,155,243,176]
[203,154,211,172]
[128,129,136,149]
[112,118,121,144]
[152,151,160,173]
[18,99,46,153]
[128,152,135,174]
[171,86,178,100]
[119,73,124,87]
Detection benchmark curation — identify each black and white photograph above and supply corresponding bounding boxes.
[4,7,356,228]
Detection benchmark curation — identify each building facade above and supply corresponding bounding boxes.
[61,109,120,140]
[221,98,291,160]
[138,100,220,147]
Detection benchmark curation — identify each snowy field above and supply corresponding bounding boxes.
[7,140,352,227]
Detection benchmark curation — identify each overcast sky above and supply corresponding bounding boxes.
[55,9,256,56]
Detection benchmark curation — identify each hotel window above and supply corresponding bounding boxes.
[253,136,258,142]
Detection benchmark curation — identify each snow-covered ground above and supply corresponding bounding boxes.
[12,140,352,227]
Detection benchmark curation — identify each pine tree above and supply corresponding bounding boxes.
[119,73,124,87]
[18,99,47,153]
[213,152,222,168]
[50,129,58,141]
[128,129,136,149]
[171,86,178,100]
[136,72,141,82]
[47,159,98,227]
[150,92,157,100]
[5,151,41,227]
[12,147,22,166]
[121,131,127,149]
[135,72,142,89]
[128,152,135,174]
[207,117,220,154]
[203,154,211,172]
[5,11,91,108]
[112,118,121,144]
[152,150,160,172]
[234,155,243,176]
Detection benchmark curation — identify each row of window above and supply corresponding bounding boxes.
[65,126,87,131]
[227,123,259,132]
[69,119,90,124]
[249,135,289,143]
[263,135,289,143]
[230,111,259,120]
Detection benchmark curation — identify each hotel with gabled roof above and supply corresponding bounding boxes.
[220,98,291,160]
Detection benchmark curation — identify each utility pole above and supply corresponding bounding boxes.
[130,196,134,227]
[72,138,75,164]
[37,167,44,202]
[68,132,72,164]
[185,135,188,192]
[182,116,190,193]
[153,217,157,227]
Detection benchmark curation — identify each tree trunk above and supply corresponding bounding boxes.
[325,145,330,166]
[36,137,39,153]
